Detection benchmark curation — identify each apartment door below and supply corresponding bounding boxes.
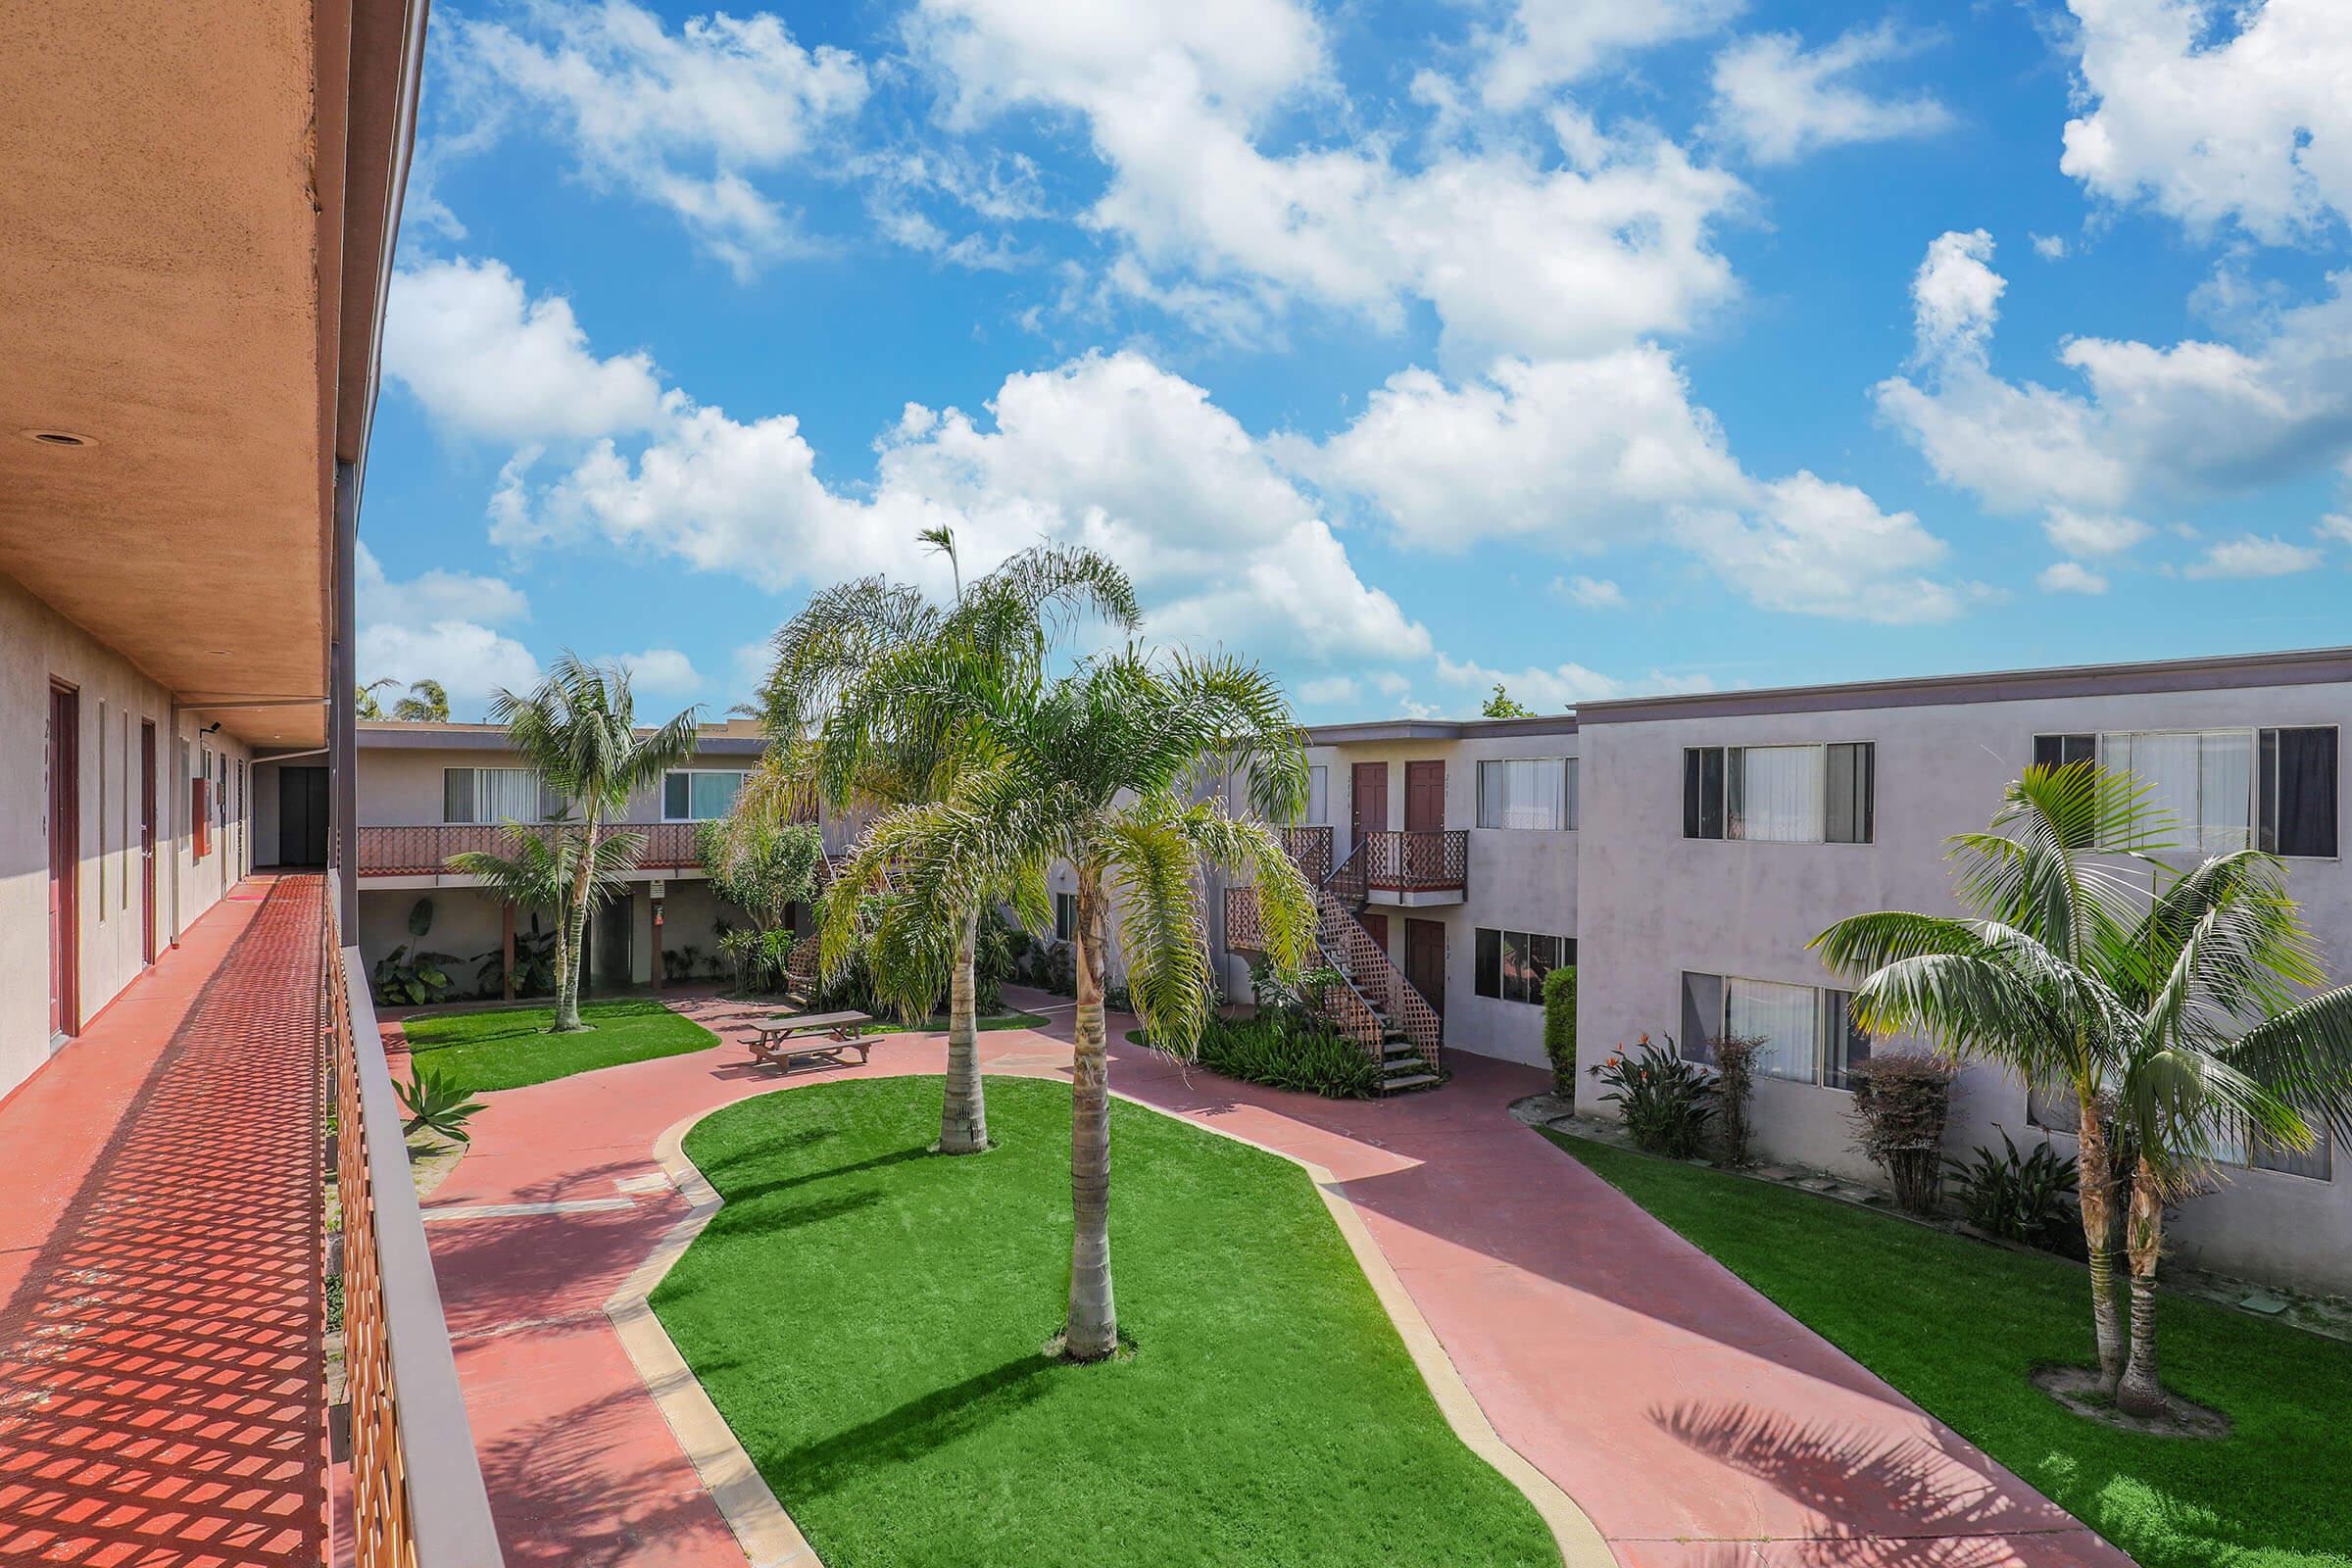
[1404,918,1446,1016]
[594,894,635,993]
[278,766,329,865]
[47,683,79,1039]
[1355,910,1389,956]
[1403,760,1446,885]
[140,720,158,964]
[1350,762,1388,851]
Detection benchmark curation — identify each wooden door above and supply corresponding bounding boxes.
[140,720,157,964]
[1404,760,1445,832]
[1404,917,1446,1017]
[48,683,79,1038]
[1355,910,1389,956]
[1350,762,1388,850]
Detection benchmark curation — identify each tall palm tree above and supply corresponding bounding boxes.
[357,678,395,719]
[487,655,700,1031]
[1815,761,2352,1412]
[447,820,642,1005]
[824,647,1319,1360]
[392,678,451,722]
[755,535,1139,1155]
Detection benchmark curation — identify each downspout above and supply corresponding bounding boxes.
[332,460,360,935]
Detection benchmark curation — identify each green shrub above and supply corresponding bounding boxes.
[1590,1035,1713,1157]
[1710,1032,1764,1167]
[395,1063,486,1144]
[1139,1013,1384,1099]
[1949,1131,2082,1254]
[1541,965,1577,1098]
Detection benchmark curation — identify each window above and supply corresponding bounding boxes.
[1478,758,1576,830]
[1682,971,1871,1087]
[1684,744,1872,844]
[444,766,551,824]
[662,769,747,821]
[2092,727,2337,858]
[1054,892,1078,942]
[1306,764,1329,826]
[2034,733,2096,771]
[1473,926,1576,1003]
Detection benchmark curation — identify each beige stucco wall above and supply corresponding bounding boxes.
[2,571,252,1100]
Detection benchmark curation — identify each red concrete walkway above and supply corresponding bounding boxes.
[0,876,327,1567]
[415,993,2132,1568]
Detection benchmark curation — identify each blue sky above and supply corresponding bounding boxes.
[360,0,2352,723]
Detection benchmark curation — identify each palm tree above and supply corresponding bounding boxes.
[755,534,1139,1155]
[392,678,451,722]
[357,678,395,719]
[448,821,642,1006]
[1815,761,2352,1413]
[487,655,701,1031]
[824,647,1319,1360]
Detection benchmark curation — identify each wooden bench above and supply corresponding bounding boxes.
[727,1009,876,1071]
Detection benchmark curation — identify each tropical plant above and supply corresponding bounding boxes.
[357,678,395,719]
[470,912,560,999]
[391,678,451,722]
[715,925,799,994]
[1589,1035,1713,1157]
[487,655,700,1031]
[1481,683,1536,718]
[756,531,1139,1155]
[1950,1131,2082,1253]
[1710,1032,1763,1167]
[697,814,822,944]
[1814,760,2352,1414]
[1542,965,1578,1099]
[1844,1052,1958,1214]
[370,898,456,1005]
[825,646,1319,1361]
[1151,1012,1384,1099]
[446,815,644,1027]
[396,1063,486,1144]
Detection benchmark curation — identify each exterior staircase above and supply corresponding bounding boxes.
[1226,826,1445,1094]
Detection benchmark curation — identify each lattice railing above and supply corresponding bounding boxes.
[1280,825,1333,887]
[1354,829,1468,895]
[326,872,505,1565]
[356,821,705,877]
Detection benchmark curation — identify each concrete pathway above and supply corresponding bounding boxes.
[415,994,2133,1568]
[0,876,327,1568]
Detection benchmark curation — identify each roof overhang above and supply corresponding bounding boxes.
[0,0,428,749]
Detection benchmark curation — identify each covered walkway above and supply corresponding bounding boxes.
[0,876,327,1567]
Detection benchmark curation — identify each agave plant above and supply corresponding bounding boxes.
[396,1063,485,1144]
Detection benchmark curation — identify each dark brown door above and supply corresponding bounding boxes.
[1404,917,1446,1016]
[48,683,79,1038]
[1356,911,1389,956]
[1404,760,1445,832]
[140,720,157,964]
[279,766,329,865]
[1350,762,1388,847]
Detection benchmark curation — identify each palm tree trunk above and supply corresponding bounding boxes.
[558,823,596,1032]
[2075,1095,2127,1389]
[939,904,988,1154]
[2115,1154,2168,1417]
[1063,875,1117,1361]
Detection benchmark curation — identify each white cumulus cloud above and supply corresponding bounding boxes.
[2183,533,2325,578]
[1707,24,1953,166]
[2037,561,2109,594]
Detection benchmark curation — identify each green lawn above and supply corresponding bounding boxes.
[654,1076,1556,1568]
[399,999,718,1093]
[1539,1127,2352,1568]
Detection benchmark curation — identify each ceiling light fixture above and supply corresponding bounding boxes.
[20,428,93,447]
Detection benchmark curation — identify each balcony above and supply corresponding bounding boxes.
[357,822,709,879]
[1333,829,1469,906]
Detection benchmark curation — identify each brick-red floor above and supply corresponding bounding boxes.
[0,876,326,1568]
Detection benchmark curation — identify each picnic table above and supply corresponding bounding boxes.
[706,1004,877,1071]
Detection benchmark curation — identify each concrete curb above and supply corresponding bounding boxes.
[612,1068,1613,1568]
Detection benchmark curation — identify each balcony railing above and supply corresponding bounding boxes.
[357,821,707,877]
[325,870,504,1565]
[1280,824,1333,887]
[1331,829,1468,900]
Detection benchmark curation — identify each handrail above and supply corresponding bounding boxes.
[327,867,506,1565]
[355,821,706,877]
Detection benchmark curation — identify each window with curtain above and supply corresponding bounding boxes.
[1685,972,1871,1086]
[443,766,548,824]
[2101,730,2253,853]
[1478,758,1571,829]
[1306,764,1329,826]
[662,770,746,821]
[2206,1123,2333,1182]
[1727,978,1819,1081]
[1685,744,1870,843]
[1054,892,1078,941]
[2260,727,2338,858]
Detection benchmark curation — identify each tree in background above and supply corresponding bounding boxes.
[357,678,394,719]
[448,824,641,1014]
[828,647,1318,1360]
[359,677,451,721]
[487,655,700,1031]
[698,812,823,993]
[1816,762,2352,1414]
[1482,683,1535,717]
[756,531,1138,1154]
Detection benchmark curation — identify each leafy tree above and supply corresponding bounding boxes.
[448,820,643,1019]
[1482,683,1535,718]
[825,647,1318,1360]
[756,532,1138,1154]
[357,678,394,719]
[483,655,700,1030]
[392,679,451,722]
[697,814,822,935]
[1815,761,2352,1413]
